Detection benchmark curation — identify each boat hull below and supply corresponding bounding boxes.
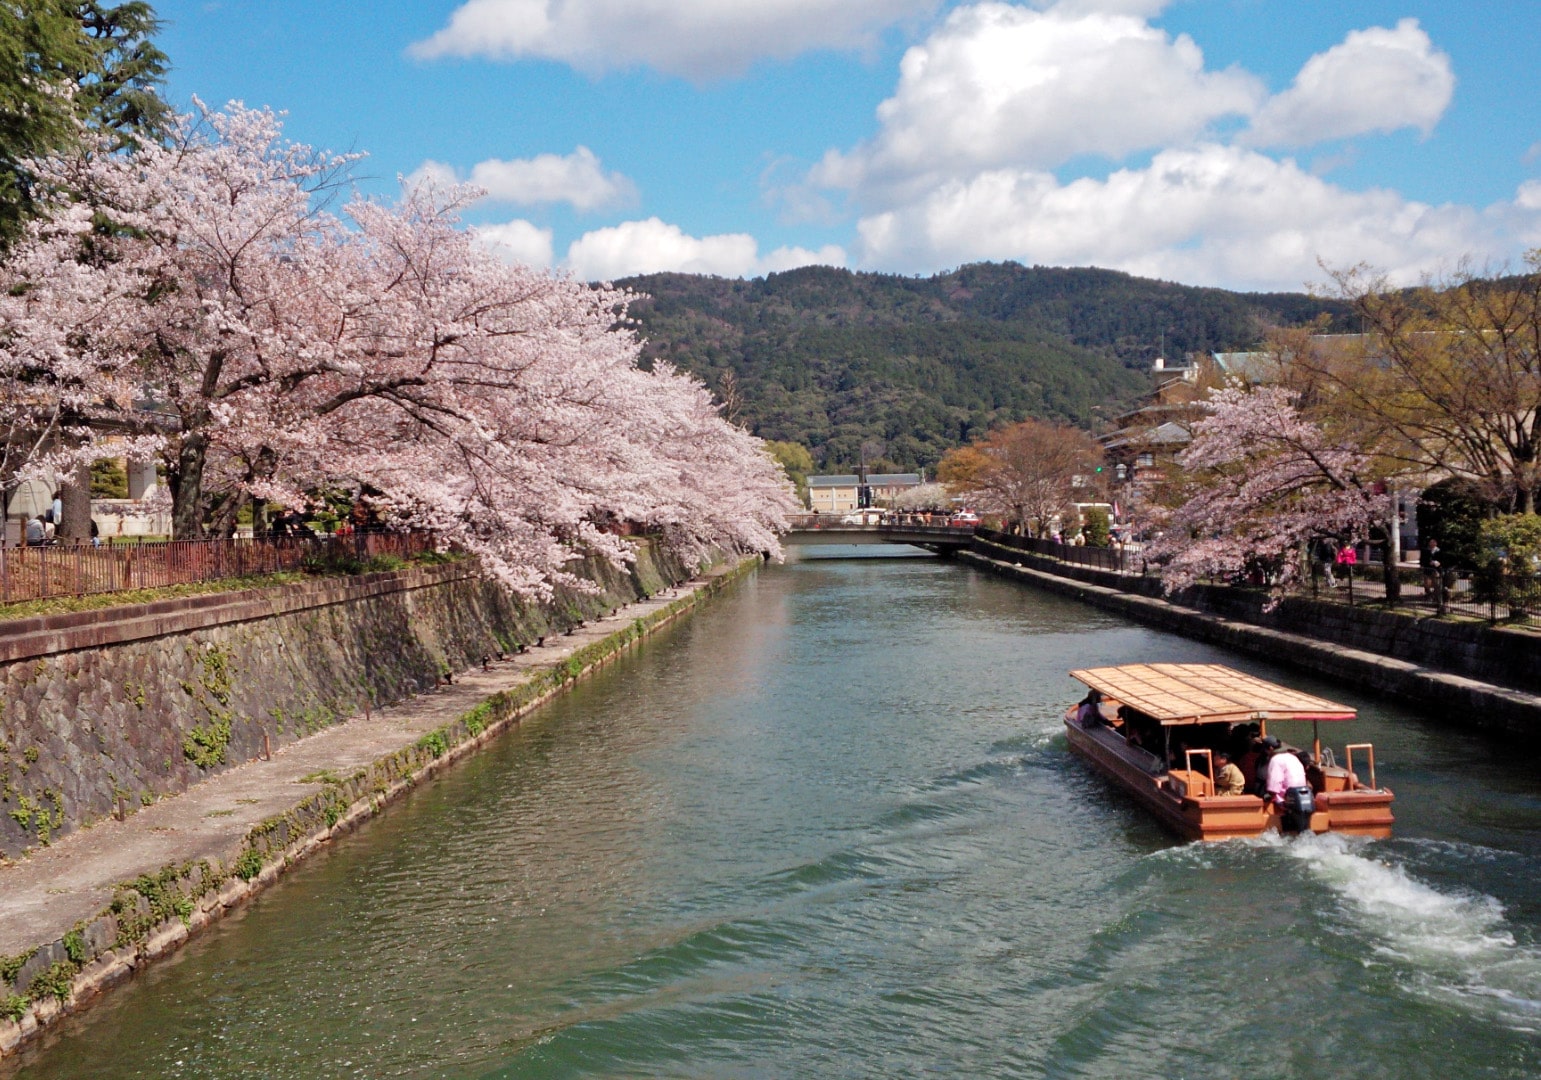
[1064,715,1393,842]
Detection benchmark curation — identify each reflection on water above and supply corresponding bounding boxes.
[8,559,1541,1079]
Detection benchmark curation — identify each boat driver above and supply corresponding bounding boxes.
[1262,736,1310,825]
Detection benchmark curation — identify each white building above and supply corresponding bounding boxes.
[806,473,923,514]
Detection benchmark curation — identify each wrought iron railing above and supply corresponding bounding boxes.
[977,528,1539,627]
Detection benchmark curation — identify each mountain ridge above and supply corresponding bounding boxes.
[618,261,1352,472]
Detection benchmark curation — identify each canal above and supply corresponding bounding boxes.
[8,556,1541,1078]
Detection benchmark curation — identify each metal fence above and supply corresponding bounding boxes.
[978,528,1540,628]
[0,532,435,607]
[1304,562,1541,626]
[975,529,1141,575]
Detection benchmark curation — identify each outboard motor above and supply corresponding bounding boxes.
[1283,785,1316,833]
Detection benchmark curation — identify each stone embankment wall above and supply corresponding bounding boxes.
[0,544,688,859]
[966,534,1541,733]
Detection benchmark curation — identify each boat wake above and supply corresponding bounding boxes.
[1285,833,1541,1032]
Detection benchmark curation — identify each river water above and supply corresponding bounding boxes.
[9,555,1541,1079]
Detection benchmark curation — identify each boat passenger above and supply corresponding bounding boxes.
[1117,705,1154,749]
[1075,688,1104,727]
[1232,733,1262,792]
[1214,751,1246,796]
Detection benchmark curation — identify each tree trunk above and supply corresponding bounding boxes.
[1383,510,1401,606]
[170,432,208,539]
[56,460,94,543]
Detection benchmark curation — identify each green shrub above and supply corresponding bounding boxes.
[1418,477,1497,570]
[1083,507,1110,547]
[28,961,77,1001]
[416,730,449,758]
[233,849,264,881]
[1474,513,1541,612]
[62,930,85,965]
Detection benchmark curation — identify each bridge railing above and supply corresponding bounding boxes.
[787,513,972,532]
[0,532,435,607]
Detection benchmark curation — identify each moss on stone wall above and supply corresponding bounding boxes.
[0,540,696,859]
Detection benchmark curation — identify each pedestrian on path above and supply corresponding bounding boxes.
[1421,539,1442,587]
[1316,537,1339,587]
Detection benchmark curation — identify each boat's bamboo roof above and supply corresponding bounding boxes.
[1069,663,1356,726]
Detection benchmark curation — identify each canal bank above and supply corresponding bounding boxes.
[961,541,1541,734]
[0,554,760,1060]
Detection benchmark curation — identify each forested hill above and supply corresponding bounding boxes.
[617,262,1352,473]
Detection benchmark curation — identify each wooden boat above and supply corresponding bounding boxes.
[1064,663,1393,842]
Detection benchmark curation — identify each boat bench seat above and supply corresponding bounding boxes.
[1315,765,1355,793]
[1168,768,1213,798]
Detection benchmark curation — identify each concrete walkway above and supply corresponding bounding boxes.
[0,571,722,958]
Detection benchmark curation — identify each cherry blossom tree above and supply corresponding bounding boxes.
[0,102,796,591]
[1146,386,1388,594]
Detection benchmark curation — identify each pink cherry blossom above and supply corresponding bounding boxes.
[1147,386,1389,595]
[0,103,796,593]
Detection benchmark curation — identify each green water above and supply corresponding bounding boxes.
[8,557,1541,1078]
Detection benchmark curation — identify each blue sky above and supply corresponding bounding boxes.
[156,0,1541,291]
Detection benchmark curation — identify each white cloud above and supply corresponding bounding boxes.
[469,148,636,210]
[408,148,635,211]
[812,1,1261,194]
[792,4,1518,290]
[852,144,1534,291]
[475,219,556,268]
[409,0,939,81]
[403,160,459,193]
[1245,19,1454,148]
[563,217,845,280]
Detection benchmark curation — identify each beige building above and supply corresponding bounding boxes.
[807,473,922,513]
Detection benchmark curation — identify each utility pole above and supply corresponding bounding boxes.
[857,444,870,509]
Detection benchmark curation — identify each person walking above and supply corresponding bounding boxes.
[1421,538,1445,611]
[1420,539,1442,588]
[1317,537,1339,587]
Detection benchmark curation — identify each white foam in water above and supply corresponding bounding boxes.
[1285,833,1541,1030]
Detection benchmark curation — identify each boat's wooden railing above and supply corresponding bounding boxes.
[1345,743,1378,792]
[1184,748,1215,787]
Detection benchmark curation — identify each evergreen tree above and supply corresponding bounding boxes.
[0,1,168,243]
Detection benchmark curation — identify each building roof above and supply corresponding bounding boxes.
[1102,420,1192,451]
[1211,351,1275,382]
[807,473,922,487]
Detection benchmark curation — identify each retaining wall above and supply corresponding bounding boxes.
[0,543,689,858]
[970,533,1541,697]
[0,554,759,1057]
[964,536,1541,735]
